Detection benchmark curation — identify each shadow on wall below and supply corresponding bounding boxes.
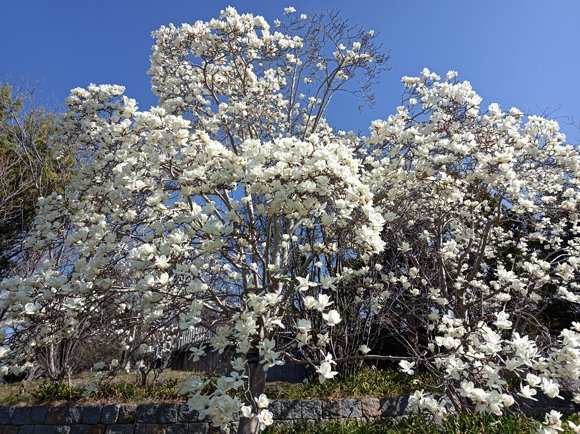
[170,347,310,383]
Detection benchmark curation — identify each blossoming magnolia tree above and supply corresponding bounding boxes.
[0,7,390,434]
[360,70,580,433]
[1,6,580,434]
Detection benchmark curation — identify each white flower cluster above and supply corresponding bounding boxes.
[361,70,580,433]
[0,8,386,430]
[1,6,579,434]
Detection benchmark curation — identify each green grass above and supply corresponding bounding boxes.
[29,378,181,404]
[0,369,194,406]
[0,367,438,406]
[0,381,25,406]
[265,368,439,400]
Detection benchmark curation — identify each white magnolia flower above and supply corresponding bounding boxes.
[231,357,245,371]
[317,361,338,383]
[316,294,333,311]
[317,333,330,346]
[359,345,371,354]
[519,384,538,401]
[23,303,40,315]
[568,421,580,433]
[526,373,541,388]
[93,362,106,370]
[541,378,562,400]
[303,296,317,310]
[241,405,253,418]
[296,319,311,333]
[494,311,512,330]
[322,309,341,326]
[258,409,273,429]
[399,360,415,375]
[189,346,206,362]
[257,394,269,408]
[323,352,336,365]
[542,410,563,433]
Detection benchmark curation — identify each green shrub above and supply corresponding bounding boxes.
[267,368,439,400]
[30,382,83,402]
[29,378,183,403]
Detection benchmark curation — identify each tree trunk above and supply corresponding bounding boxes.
[447,390,472,413]
[237,353,267,434]
[141,368,149,386]
[237,416,259,434]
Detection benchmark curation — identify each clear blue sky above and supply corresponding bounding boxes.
[2,0,579,141]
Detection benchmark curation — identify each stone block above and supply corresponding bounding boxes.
[46,406,67,424]
[341,399,362,418]
[157,404,178,423]
[4,426,19,434]
[35,426,56,434]
[0,407,14,424]
[134,425,146,434]
[322,400,340,419]
[54,427,71,434]
[145,424,167,434]
[361,398,381,417]
[301,400,322,419]
[64,406,84,424]
[28,406,48,424]
[17,426,35,434]
[399,396,411,414]
[187,423,209,434]
[378,397,396,416]
[207,426,228,434]
[266,401,280,420]
[82,406,103,424]
[12,407,31,425]
[440,395,455,413]
[279,400,301,419]
[379,397,410,416]
[88,424,106,434]
[118,405,138,423]
[105,425,132,434]
[167,424,188,434]
[102,405,120,424]
[70,426,90,434]
[137,405,159,423]
[177,405,198,423]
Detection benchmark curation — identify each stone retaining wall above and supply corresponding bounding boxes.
[0,399,407,433]
[0,394,578,433]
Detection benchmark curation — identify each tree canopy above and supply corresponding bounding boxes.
[0,80,72,280]
[1,8,580,434]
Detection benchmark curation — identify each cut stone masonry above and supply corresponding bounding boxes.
[0,393,577,433]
